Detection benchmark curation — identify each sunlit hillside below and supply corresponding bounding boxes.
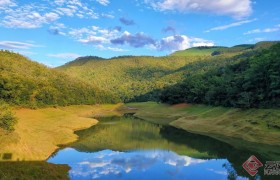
[0,50,119,107]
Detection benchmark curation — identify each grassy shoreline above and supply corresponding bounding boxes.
[1,102,279,161]
[127,102,280,147]
[0,104,123,161]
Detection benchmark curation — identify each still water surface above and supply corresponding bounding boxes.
[48,114,277,179]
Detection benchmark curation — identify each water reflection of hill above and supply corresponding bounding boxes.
[70,115,280,179]
[70,115,214,159]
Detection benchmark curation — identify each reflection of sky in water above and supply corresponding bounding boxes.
[48,148,247,180]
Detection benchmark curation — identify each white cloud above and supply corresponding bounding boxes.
[69,26,122,46]
[244,29,261,35]
[0,0,99,29]
[205,18,257,32]
[69,26,213,53]
[0,41,36,49]
[157,35,214,52]
[92,26,99,31]
[96,0,110,6]
[80,161,110,168]
[192,42,215,47]
[69,27,97,38]
[0,0,15,7]
[1,5,60,28]
[47,53,81,59]
[145,0,252,19]
[56,7,77,16]
[244,24,280,35]
[110,31,214,52]
[207,168,228,176]
[68,0,83,7]
[76,13,84,18]
[48,149,208,180]
[52,23,66,29]
[54,0,82,7]
[101,13,115,19]
[54,0,66,6]
[157,35,190,51]
[45,12,60,21]
[79,35,109,44]
[190,38,215,47]
[98,29,119,38]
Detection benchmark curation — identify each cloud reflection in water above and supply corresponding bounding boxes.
[48,148,247,180]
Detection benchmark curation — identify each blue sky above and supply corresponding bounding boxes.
[0,0,279,66]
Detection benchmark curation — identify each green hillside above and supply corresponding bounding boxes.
[0,50,119,108]
[59,41,277,103]
[160,43,280,108]
[58,56,208,102]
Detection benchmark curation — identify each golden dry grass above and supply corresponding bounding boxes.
[0,104,122,161]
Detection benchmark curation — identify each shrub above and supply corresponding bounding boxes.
[0,101,17,131]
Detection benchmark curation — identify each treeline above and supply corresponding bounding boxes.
[0,50,120,108]
[160,43,280,108]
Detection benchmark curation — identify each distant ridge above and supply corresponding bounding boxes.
[170,41,279,57]
[62,41,279,66]
[64,56,105,66]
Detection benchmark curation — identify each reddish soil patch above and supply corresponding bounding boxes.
[172,103,191,108]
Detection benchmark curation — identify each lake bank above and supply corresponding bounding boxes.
[0,104,123,161]
[127,102,280,148]
[1,102,279,179]
[1,102,279,161]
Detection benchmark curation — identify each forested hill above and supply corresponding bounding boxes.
[58,41,278,103]
[58,56,206,102]
[1,41,277,108]
[160,42,280,108]
[0,50,119,107]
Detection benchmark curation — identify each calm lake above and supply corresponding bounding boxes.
[47,114,278,180]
